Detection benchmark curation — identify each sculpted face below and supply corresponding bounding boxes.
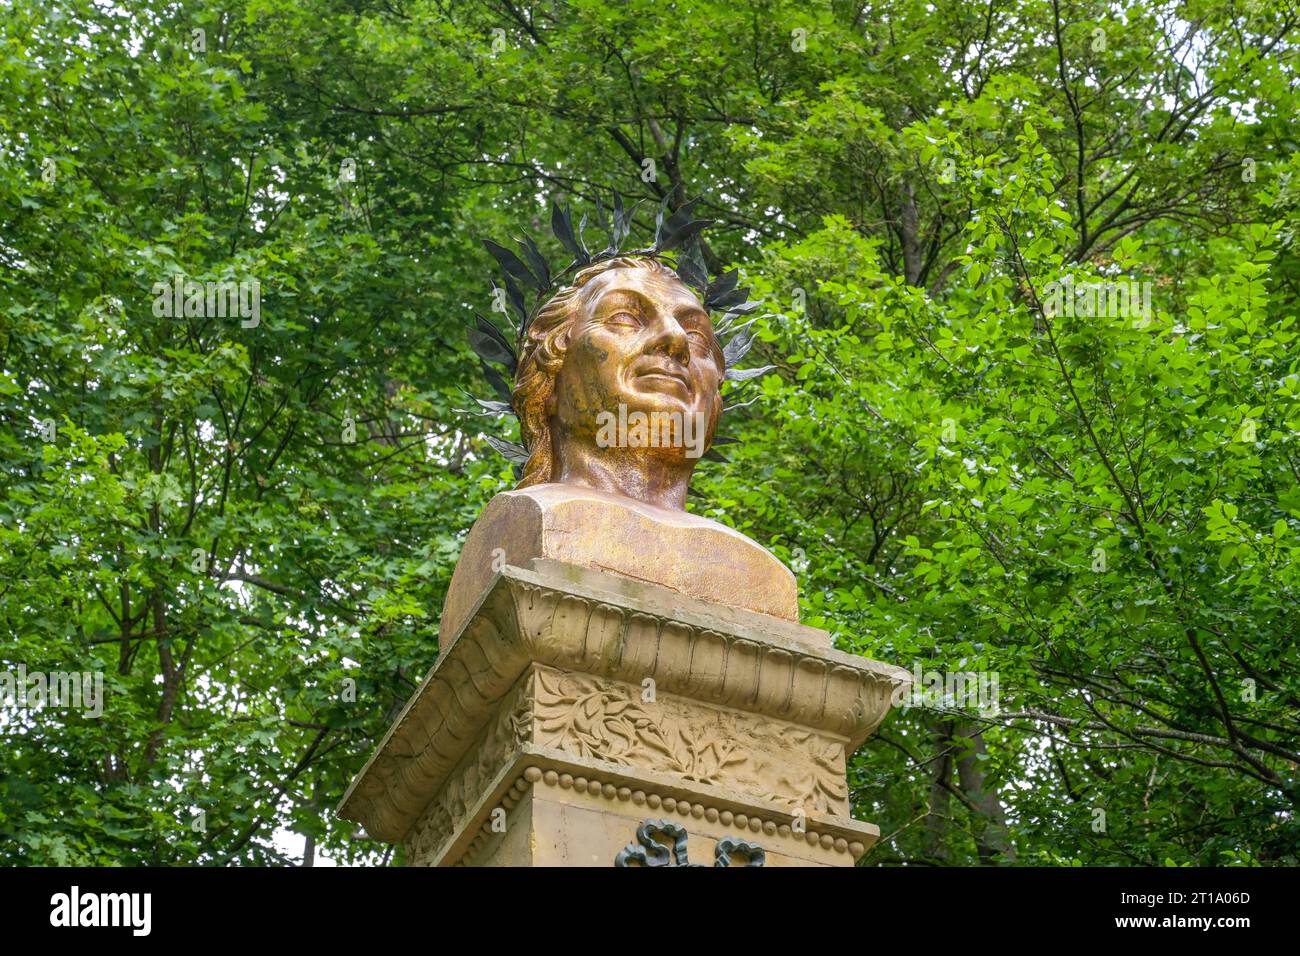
[550,266,723,464]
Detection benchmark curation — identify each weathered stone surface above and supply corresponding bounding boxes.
[337,560,908,865]
[440,757,879,868]
[438,484,801,642]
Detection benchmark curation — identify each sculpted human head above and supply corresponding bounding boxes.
[512,257,723,509]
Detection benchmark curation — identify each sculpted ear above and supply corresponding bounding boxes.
[544,328,572,420]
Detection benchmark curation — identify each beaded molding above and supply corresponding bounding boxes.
[452,765,867,866]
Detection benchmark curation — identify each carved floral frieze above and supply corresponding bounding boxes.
[531,667,849,813]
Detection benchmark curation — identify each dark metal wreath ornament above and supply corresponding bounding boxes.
[463,192,777,475]
[614,819,767,868]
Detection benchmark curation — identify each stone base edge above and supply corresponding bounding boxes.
[424,744,879,867]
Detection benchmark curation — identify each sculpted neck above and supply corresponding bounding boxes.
[551,437,694,511]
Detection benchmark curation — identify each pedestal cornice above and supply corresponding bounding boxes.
[338,560,908,848]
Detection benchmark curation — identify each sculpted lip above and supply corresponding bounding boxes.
[632,359,691,395]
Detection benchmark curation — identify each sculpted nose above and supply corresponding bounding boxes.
[646,311,690,366]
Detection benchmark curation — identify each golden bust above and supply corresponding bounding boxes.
[515,256,722,509]
[443,201,796,640]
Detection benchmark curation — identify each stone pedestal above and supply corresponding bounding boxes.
[337,559,909,867]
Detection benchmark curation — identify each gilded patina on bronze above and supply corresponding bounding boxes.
[445,195,795,633]
[513,256,723,510]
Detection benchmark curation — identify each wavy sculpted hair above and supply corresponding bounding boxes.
[512,256,712,488]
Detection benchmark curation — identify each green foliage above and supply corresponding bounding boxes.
[2,0,1296,865]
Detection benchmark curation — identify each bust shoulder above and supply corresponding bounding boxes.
[438,483,798,641]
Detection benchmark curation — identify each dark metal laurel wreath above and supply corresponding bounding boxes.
[463,192,778,471]
[614,819,767,868]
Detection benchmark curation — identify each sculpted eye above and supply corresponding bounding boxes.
[607,309,641,328]
[686,329,712,349]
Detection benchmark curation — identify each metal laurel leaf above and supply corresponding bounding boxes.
[518,233,551,290]
[577,210,591,262]
[494,275,527,333]
[673,243,709,293]
[703,268,741,311]
[551,200,587,266]
[484,435,529,464]
[657,217,713,252]
[612,192,630,249]
[477,356,512,403]
[707,285,750,313]
[655,196,714,252]
[468,313,518,376]
[662,196,702,235]
[652,192,672,250]
[593,194,612,254]
[724,364,777,382]
[482,238,543,291]
[721,322,757,367]
[723,395,764,412]
[456,390,513,417]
